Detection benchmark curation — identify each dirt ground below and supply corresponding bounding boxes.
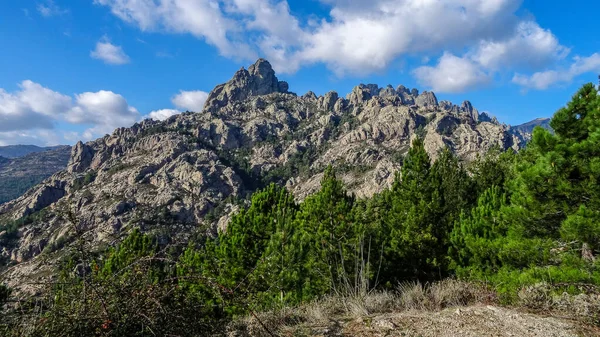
[276,305,599,337]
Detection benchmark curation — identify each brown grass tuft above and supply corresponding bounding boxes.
[230,279,497,335]
[399,279,493,311]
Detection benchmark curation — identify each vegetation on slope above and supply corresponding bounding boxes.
[0,146,71,204]
[2,84,600,336]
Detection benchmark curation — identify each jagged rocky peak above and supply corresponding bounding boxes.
[302,90,318,101]
[343,83,440,108]
[347,83,385,105]
[67,141,94,173]
[318,91,339,111]
[415,91,438,107]
[379,85,397,97]
[248,58,289,94]
[460,100,479,122]
[479,112,497,123]
[204,58,290,112]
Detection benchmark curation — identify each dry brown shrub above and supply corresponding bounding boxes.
[518,282,553,311]
[399,279,493,311]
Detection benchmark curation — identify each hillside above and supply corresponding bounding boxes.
[509,117,552,142]
[1,60,599,337]
[0,145,67,159]
[0,59,523,290]
[0,146,71,205]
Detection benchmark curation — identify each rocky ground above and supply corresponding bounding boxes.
[265,305,597,337]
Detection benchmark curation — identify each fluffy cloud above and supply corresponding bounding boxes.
[414,20,570,92]
[0,80,71,131]
[413,53,491,93]
[0,130,80,147]
[513,53,600,90]
[148,109,180,121]
[90,38,131,65]
[94,0,600,94]
[296,0,524,75]
[93,0,592,91]
[172,90,209,112]
[66,91,140,135]
[472,21,568,71]
[93,0,254,58]
[0,81,140,145]
[94,0,525,74]
[144,90,209,121]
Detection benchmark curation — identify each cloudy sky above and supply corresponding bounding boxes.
[1,0,599,146]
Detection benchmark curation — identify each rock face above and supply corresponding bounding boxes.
[68,142,94,173]
[0,59,523,292]
[415,91,438,107]
[204,58,289,112]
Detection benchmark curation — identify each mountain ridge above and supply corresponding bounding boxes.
[0,59,541,292]
[0,146,71,205]
[0,145,68,159]
[509,117,552,142]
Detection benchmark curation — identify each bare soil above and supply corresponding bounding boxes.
[276,305,599,337]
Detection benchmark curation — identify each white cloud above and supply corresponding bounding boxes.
[89,0,599,91]
[512,53,600,90]
[472,21,568,71]
[413,20,571,92]
[0,81,140,145]
[279,0,524,74]
[413,53,490,93]
[148,109,181,121]
[90,37,131,65]
[93,0,255,58]
[171,90,209,112]
[144,90,209,121]
[67,91,140,136]
[94,0,524,75]
[37,0,68,17]
[0,80,71,131]
[18,80,72,115]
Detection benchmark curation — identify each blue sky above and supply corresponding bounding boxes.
[0,0,599,146]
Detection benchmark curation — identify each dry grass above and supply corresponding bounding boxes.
[399,279,494,311]
[230,281,600,336]
[229,279,496,336]
[518,282,600,325]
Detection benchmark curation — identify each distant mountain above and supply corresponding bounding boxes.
[509,118,552,143]
[0,146,71,204]
[0,145,67,159]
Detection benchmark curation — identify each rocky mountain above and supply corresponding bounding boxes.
[0,145,67,159]
[0,59,523,292]
[0,146,71,205]
[509,117,552,142]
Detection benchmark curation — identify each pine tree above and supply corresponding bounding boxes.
[384,138,442,281]
[292,166,360,298]
[508,83,600,243]
[449,186,508,273]
[198,183,298,311]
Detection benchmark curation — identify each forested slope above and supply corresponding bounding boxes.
[1,66,598,336]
